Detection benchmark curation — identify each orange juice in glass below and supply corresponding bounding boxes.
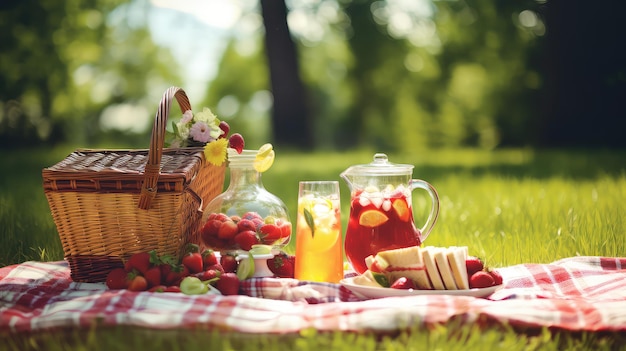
[294,181,343,283]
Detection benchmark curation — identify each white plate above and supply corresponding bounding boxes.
[341,276,503,299]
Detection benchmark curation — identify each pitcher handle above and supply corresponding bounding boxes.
[409,179,440,243]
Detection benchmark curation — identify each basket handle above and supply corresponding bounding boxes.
[138,86,192,210]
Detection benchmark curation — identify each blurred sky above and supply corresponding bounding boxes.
[146,0,249,101]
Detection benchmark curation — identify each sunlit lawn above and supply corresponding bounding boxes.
[1,145,625,350]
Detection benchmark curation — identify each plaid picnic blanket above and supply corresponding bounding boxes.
[1,256,625,334]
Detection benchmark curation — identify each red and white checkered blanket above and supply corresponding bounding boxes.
[1,256,625,334]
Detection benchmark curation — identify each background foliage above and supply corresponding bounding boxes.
[2,0,625,151]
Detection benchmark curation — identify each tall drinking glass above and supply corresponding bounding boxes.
[294,181,343,283]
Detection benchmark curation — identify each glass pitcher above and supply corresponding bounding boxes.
[340,153,440,274]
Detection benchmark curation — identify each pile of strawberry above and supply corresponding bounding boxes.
[105,244,296,296]
[200,211,291,251]
[466,256,503,289]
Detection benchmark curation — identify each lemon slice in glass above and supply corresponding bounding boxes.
[254,143,275,173]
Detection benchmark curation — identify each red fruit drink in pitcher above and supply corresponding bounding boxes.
[344,186,421,274]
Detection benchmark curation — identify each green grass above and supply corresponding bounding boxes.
[1,146,626,350]
[4,323,626,351]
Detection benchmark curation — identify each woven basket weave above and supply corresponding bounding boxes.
[42,87,225,282]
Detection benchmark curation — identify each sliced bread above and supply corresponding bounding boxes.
[422,246,446,290]
[433,247,458,290]
[446,246,469,290]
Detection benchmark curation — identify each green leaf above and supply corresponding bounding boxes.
[303,208,315,238]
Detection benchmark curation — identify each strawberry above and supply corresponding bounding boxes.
[144,266,163,288]
[125,252,151,274]
[234,230,260,251]
[106,267,129,289]
[279,221,292,238]
[489,269,503,285]
[390,277,416,290]
[182,252,204,274]
[466,257,484,277]
[220,253,238,273]
[161,262,189,286]
[127,273,148,292]
[469,271,496,289]
[194,268,221,281]
[242,212,262,221]
[148,285,167,293]
[218,121,230,138]
[164,286,182,293]
[205,263,225,275]
[228,133,245,154]
[213,213,230,222]
[202,234,225,249]
[252,218,265,231]
[217,220,239,240]
[267,252,295,278]
[216,273,240,295]
[201,219,222,242]
[201,249,218,269]
[237,219,257,233]
[259,224,281,244]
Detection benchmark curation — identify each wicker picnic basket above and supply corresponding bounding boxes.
[42,87,225,283]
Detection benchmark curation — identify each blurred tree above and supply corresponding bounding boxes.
[260,0,312,149]
[0,0,181,149]
[340,0,412,150]
[201,1,548,150]
[431,1,546,148]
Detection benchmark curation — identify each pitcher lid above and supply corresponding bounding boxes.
[343,153,414,176]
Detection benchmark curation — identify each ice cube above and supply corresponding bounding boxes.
[359,196,371,207]
[382,200,392,212]
[370,196,384,209]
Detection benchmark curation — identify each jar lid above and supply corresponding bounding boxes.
[342,153,414,176]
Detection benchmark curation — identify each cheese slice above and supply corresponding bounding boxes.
[422,246,446,290]
[433,247,458,290]
[446,246,469,290]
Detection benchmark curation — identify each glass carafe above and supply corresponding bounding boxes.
[200,149,291,254]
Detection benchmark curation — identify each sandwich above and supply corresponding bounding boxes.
[359,245,473,290]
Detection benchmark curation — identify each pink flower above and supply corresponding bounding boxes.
[181,110,194,124]
[189,121,213,143]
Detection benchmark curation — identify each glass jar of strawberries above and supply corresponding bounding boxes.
[200,148,291,254]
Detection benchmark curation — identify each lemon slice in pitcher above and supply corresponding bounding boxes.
[358,210,389,228]
[254,143,275,173]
